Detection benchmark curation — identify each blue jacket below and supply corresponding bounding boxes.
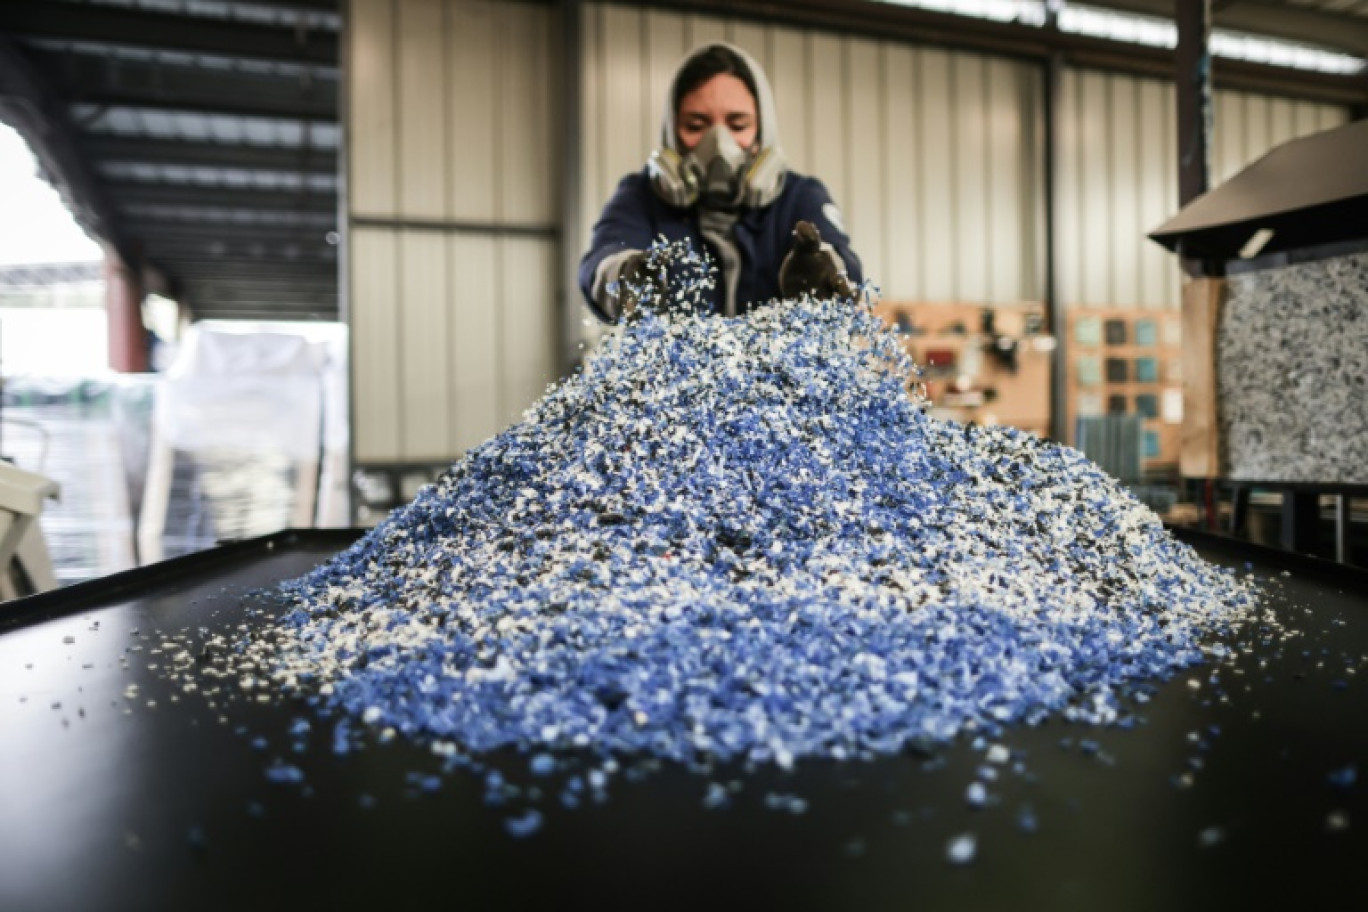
[578,168,863,322]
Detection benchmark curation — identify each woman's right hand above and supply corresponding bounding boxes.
[615,250,671,318]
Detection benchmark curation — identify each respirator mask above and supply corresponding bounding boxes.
[649,124,785,210]
[687,125,750,207]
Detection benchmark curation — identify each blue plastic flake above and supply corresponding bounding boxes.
[264,763,304,785]
[965,782,988,808]
[703,782,730,810]
[764,793,809,815]
[946,833,977,865]
[1327,765,1357,789]
[406,772,443,793]
[504,809,544,838]
[529,753,556,777]
[241,237,1259,809]
[1016,804,1039,834]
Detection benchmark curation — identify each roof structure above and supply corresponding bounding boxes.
[0,0,1365,321]
[0,0,340,322]
[1089,0,1368,59]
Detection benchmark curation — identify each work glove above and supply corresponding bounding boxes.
[616,251,658,318]
[778,220,855,300]
[596,248,669,320]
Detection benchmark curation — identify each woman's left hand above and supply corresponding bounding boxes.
[778,221,856,300]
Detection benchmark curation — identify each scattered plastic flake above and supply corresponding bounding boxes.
[965,782,988,808]
[173,238,1261,823]
[764,793,809,815]
[1016,804,1038,834]
[406,772,443,793]
[1198,826,1226,848]
[985,744,1010,765]
[946,833,977,865]
[1327,765,1357,789]
[1326,810,1350,833]
[702,782,730,810]
[264,763,304,785]
[504,809,544,838]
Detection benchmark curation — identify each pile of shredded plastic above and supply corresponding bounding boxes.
[262,241,1257,778]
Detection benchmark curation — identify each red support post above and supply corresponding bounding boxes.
[105,253,149,373]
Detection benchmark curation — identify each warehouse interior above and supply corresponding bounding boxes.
[6,2,1368,906]
[0,0,1364,577]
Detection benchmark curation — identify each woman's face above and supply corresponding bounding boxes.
[676,74,758,153]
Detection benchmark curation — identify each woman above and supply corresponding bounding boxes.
[579,43,862,322]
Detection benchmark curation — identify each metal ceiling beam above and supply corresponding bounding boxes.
[183,294,338,308]
[161,257,338,272]
[151,270,336,288]
[120,204,335,227]
[0,34,133,264]
[109,182,336,212]
[81,135,337,172]
[180,279,335,294]
[122,219,335,242]
[156,265,337,281]
[183,286,338,301]
[182,271,337,285]
[217,0,341,12]
[186,301,337,315]
[0,2,338,66]
[1089,0,1368,58]
[188,308,339,322]
[184,289,338,304]
[145,254,336,271]
[23,46,337,121]
[140,237,338,256]
[180,291,337,309]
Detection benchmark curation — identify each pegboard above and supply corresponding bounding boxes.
[1064,308,1183,471]
[875,301,1053,440]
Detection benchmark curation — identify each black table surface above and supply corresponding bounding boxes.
[2,528,1366,912]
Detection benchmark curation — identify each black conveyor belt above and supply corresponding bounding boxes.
[1,528,1365,911]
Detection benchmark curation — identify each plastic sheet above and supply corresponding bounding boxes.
[154,327,324,462]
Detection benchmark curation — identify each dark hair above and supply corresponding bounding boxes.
[672,45,759,119]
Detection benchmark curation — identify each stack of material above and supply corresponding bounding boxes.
[259,242,1257,773]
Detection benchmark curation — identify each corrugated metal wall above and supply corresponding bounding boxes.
[347,0,559,465]
[578,2,1045,304]
[345,0,1351,466]
[1056,68,1348,311]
